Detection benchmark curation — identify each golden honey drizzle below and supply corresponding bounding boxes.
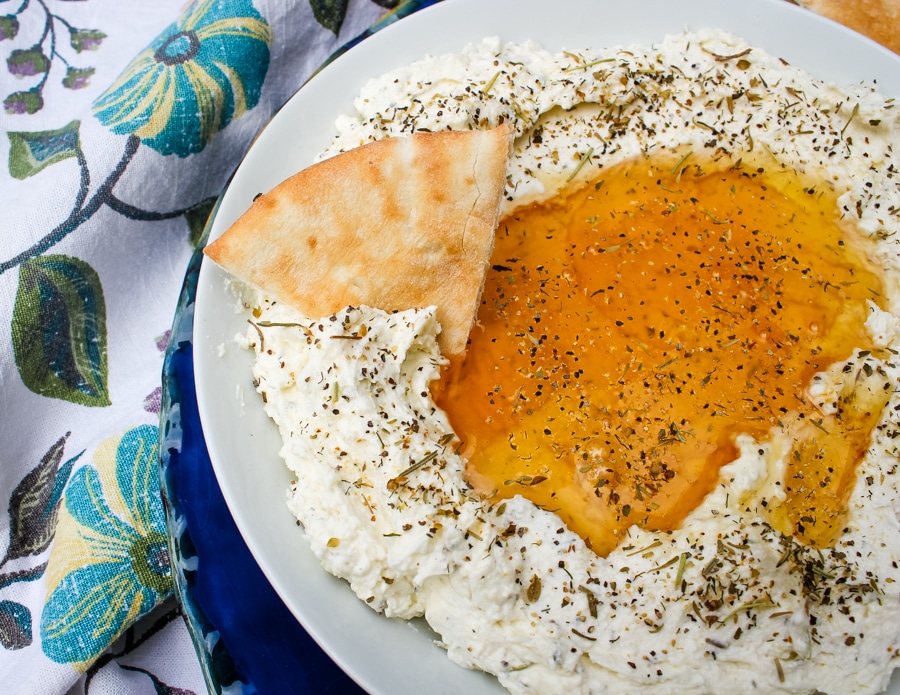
[437,153,889,557]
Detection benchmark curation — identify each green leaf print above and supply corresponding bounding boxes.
[309,0,348,34]
[1,433,80,567]
[12,255,110,406]
[0,601,32,650]
[184,196,219,249]
[7,121,81,180]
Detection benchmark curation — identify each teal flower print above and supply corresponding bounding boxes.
[40,425,172,667]
[92,0,272,157]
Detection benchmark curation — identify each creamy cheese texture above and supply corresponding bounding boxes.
[248,31,900,695]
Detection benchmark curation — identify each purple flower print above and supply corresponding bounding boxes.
[7,48,50,77]
[4,89,43,115]
[0,15,19,41]
[70,29,106,53]
[143,387,162,415]
[62,67,95,90]
[155,330,171,354]
[1,1,107,115]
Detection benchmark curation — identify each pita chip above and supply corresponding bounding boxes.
[204,124,511,357]
[793,0,900,55]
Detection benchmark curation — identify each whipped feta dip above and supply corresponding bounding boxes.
[249,298,900,695]
[246,30,900,695]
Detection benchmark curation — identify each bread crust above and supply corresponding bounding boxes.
[204,124,511,357]
[793,0,899,55]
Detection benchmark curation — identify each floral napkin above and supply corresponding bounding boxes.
[0,0,426,692]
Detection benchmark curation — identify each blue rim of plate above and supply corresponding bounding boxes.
[158,2,442,692]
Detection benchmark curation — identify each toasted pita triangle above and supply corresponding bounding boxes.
[794,0,900,55]
[204,124,510,356]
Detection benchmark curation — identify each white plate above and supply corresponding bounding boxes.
[193,0,900,693]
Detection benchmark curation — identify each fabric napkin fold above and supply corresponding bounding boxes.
[0,0,436,691]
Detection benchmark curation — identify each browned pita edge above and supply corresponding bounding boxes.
[792,0,900,55]
[203,123,511,357]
